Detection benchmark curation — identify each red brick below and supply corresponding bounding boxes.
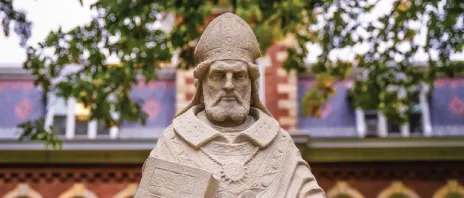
[186,93,194,101]
[278,77,289,84]
[185,77,194,84]
[278,93,289,100]
[280,124,291,130]
[0,165,142,198]
[277,109,290,117]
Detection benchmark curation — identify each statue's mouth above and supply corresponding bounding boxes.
[221,96,236,101]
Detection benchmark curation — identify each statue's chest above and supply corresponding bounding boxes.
[195,139,289,198]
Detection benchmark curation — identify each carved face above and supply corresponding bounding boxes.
[202,60,252,124]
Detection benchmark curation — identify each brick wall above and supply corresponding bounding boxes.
[175,69,195,114]
[264,44,298,130]
[2,162,463,197]
[0,164,141,198]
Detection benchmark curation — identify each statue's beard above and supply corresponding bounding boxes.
[204,91,251,123]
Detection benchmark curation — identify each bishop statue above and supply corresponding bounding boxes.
[135,13,325,198]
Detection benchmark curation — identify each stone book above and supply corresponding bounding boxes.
[134,157,219,198]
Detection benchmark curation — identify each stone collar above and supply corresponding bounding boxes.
[172,105,280,149]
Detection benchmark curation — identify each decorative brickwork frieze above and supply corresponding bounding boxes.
[0,164,142,198]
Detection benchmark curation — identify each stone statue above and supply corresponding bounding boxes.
[135,13,325,198]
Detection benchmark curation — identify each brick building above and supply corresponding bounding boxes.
[1,12,464,198]
[1,47,464,197]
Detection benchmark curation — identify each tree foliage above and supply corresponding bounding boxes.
[0,0,31,47]
[1,0,463,148]
[301,0,464,125]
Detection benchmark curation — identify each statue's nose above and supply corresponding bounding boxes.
[223,73,234,91]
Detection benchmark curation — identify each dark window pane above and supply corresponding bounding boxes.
[411,103,421,113]
[365,113,378,137]
[410,112,423,134]
[388,122,401,135]
[97,121,109,135]
[75,120,88,135]
[410,96,423,135]
[52,115,67,135]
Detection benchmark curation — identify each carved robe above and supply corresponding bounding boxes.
[147,105,325,197]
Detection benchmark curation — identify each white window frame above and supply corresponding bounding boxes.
[355,84,432,138]
[355,108,366,138]
[44,93,119,140]
[356,109,386,138]
[377,111,388,137]
[256,57,266,104]
[420,83,432,136]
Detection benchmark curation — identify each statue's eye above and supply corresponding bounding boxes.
[210,72,225,81]
[234,72,246,80]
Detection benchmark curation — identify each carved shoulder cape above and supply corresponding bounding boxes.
[146,106,325,198]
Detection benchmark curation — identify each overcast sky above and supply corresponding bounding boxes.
[0,0,95,67]
[0,0,461,67]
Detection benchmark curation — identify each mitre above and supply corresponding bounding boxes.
[194,12,261,65]
[176,12,271,117]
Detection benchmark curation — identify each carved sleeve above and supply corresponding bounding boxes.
[286,144,326,197]
[292,162,326,197]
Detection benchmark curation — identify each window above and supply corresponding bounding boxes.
[113,184,138,198]
[58,184,97,198]
[52,97,67,135]
[387,122,401,136]
[97,121,110,135]
[3,184,43,198]
[355,85,432,138]
[47,96,112,139]
[364,110,379,137]
[409,103,423,135]
[386,98,425,137]
[378,181,419,198]
[327,181,364,198]
[75,102,90,136]
[433,180,464,198]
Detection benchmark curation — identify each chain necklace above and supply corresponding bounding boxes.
[201,146,259,184]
